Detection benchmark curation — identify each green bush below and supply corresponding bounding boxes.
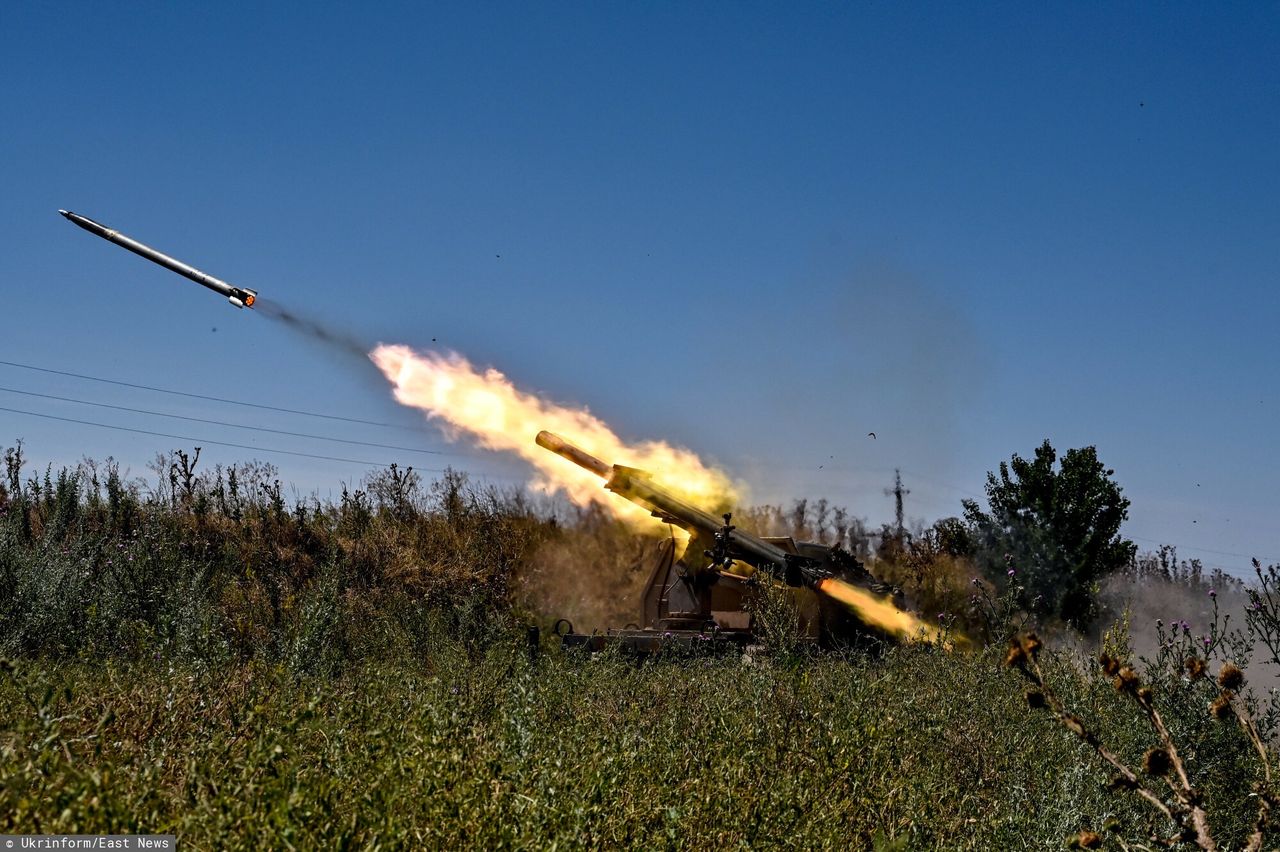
[964,440,1136,628]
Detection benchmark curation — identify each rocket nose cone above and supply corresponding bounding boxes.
[58,209,71,218]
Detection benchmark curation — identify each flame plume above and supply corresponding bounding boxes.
[817,578,950,645]
[371,343,952,643]
[369,344,739,528]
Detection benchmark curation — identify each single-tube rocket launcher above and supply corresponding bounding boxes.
[59,210,258,309]
[537,430,950,646]
[537,430,826,587]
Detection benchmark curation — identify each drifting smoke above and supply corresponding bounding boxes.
[369,343,740,530]
[1098,567,1279,692]
[255,297,370,359]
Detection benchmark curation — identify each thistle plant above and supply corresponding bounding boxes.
[968,562,1040,645]
[1008,632,1277,850]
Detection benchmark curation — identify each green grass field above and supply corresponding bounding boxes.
[0,448,1272,849]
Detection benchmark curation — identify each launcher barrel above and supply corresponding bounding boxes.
[535,430,799,580]
[535,431,611,478]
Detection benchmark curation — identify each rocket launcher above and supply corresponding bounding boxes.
[536,430,833,589]
[537,430,951,646]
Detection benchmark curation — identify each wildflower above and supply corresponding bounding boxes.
[1143,747,1171,776]
[1007,567,1016,577]
[1208,588,1217,599]
[1156,618,1163,627]
[1186,657,1207,681]
[1218,662,1245,691]
[1113,667,1140,694]
[1210,694,1233,720]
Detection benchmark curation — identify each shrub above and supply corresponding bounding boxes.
[964,440,1136,629]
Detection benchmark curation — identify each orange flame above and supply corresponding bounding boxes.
[369,344,740,529]
[816,577,949,645]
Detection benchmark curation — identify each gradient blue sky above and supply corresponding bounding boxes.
[3,3,1277,575]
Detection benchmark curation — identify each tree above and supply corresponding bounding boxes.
[962,440,1136,628]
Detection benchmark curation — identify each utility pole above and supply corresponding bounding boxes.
[885,469,910,541]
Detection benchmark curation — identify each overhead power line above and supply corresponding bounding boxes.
[0,358,421,431]
[0,403,432,469]
[0,385,460,458]
[1126,533,1280,565]
[2,399,1274,562]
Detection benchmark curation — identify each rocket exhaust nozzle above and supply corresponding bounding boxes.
[535,431,612,479]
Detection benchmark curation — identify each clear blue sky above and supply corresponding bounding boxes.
[3,3,1277,575]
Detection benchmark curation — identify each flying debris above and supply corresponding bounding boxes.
[868,432,877,439]
[59,210,258,309]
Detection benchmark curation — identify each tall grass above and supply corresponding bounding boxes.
[6,642,1242,849]
[0,447,540,668]
[1,444,1277,848]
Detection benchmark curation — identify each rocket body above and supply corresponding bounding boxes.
[59,210,257,309]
